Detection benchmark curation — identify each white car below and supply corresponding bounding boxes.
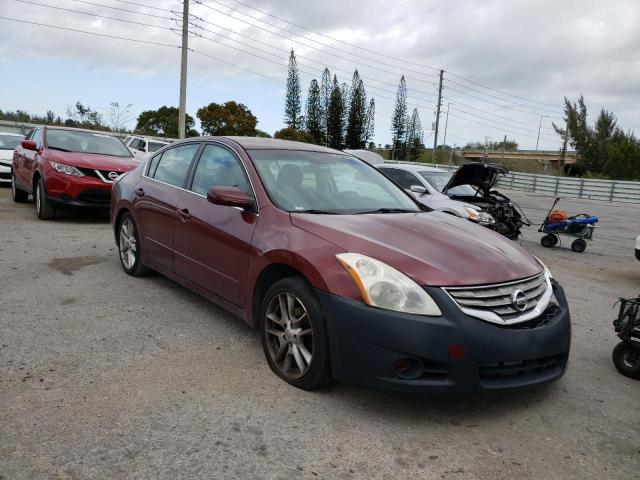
[636,234,640,261]
[377,163,495,226]
[0,132,25,184]
[123,135,170,159]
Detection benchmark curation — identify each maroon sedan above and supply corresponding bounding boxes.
[110,137,571,393]
[12,126,138,219]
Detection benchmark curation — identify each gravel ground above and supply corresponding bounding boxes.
[1,186,639,480]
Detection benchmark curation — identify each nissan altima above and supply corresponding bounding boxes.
[110,137,571,393]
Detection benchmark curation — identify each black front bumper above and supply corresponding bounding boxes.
[47,189,111,209]
[318,282,571,394]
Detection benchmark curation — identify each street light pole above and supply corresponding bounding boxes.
[442,102,452,149]
[178,0,189,140]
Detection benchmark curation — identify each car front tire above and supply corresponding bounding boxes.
[35,178,55,220]
[260,276,332,391]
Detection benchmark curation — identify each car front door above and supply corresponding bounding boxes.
[134,143,201,272]
[21,128,41,191]
[174,143,258,307]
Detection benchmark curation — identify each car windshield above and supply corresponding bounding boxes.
[148,141,167,153]
[418,171,477,196]
[0,134,24,150]
[45,129,132,157]
[250,150,421,214]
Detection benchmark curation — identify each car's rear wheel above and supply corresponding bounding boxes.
[11,172,28,203]
[118,213,149,276]
[260,277,332,390]
[35,178,55,220]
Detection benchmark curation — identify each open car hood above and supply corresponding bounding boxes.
[443,163,508,196]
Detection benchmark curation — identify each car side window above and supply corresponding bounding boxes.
[32,129,42,149]
[151,143,199,188]
[190,144,251,196]
[129,138,143,151]
[383,169,421,190]
[146,153,162,177]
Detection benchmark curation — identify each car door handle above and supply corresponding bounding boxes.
[178,208,191,221]
[134,187,145,197]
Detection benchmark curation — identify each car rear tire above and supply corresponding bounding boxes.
[260,276,332,391]
[571,238,587,253]
[11,173,28,203]
[118,213,149,276]
[612,342,640,379]
[35,178,55,220]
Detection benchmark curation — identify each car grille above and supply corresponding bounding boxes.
[444,273,550,325]
[77,167,125,183]
[478,354,566,388]
[76,189,111,206]
[0,171,10,180]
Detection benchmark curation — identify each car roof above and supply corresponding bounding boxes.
[221,136,347,154]
[379,163,451,173]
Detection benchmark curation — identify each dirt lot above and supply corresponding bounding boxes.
[1,186,639,480]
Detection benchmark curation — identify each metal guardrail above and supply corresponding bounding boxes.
[383,160,640,204]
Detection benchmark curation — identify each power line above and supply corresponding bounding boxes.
[66,0,182,21]
[10,0,178,32]
[445,71,564,109]
[190,0,437,85]
[109,0,177,12]
[448,112,556,141]
[0,15,181,47]
[197,0,441,75]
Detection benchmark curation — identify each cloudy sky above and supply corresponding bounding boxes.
[0,0,638,149]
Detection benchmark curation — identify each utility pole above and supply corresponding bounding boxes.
[442,102,452,149]
[501,134,507,165]
[535,114,547,151]
[178,0,189,140]
[432,69,444,163]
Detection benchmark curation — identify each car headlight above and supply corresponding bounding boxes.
[336,253,442,316]
[464,206,495,225]
[50,160,84,177]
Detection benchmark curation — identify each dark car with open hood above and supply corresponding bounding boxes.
[420,163,531,240]
[110,137,570,393]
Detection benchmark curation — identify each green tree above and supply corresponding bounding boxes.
[108,102,133,132]
[327,75,344,149]
[135,106,197,138]
[406,108,424,160]
[197,101,257,136]
[364,98,375,146]
[345,70,367,149]
[66,101,104,128]
[274,127,315,144]
[320,67,331,145]
[391,76,408,159]
[255,129,272,138]
[305,79,324,144]
[284,50,303,130]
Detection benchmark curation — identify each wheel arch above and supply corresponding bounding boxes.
[251,263,308,329]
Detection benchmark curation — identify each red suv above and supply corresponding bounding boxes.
[12,126,138,219]
[111,137,571,393]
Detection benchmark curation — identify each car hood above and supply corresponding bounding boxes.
[291,212,541,286]
[443,163,508,196]
[44,150,140,171]
[0,150,14,162]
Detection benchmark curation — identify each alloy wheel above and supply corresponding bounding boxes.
[119,217,138,270]
[264,292,314,379]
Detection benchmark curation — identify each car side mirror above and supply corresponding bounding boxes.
[207,186,253,210]
[21,140,37,151]
[409,185,428,195]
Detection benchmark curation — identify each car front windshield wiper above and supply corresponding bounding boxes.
[356,208,418,214]
[290,209,338,215]
[47,146,72,152]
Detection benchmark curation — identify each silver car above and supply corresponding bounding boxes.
[377,163,495,226]
[0,132,25,184]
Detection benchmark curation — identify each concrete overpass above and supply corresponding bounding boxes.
[461,149,577,167]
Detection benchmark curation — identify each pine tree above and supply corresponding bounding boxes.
[406,108,424,160]
[284,50,302,130]
[320,67,331,145]
[327,75,344,149]
[391,75,408,159]
[345,70,367,149]
[364,98,375,147]
[340,81,350,147]
[305,79,324,144]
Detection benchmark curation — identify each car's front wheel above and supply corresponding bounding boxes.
[35,178,55,220]
[11,172,28,203]
[260,276,332,390]
[118,213,149,276]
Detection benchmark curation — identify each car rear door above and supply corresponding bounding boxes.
[173,143,258,307]
[134,143,201,272]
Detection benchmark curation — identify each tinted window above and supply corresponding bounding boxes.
[381,168,421,189]
[152,143,199,188]
[0,134,24,150]
[191,144,251,196]
[250,150,419,214]
[148,141,167,153]
[129,138,144,151]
